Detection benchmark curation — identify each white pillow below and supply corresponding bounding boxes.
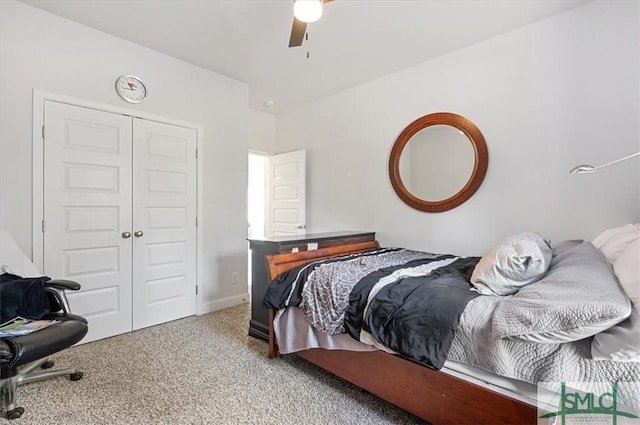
[613,239,640,308]
[592,223,633,247]
[591,240,640,362]
[592,307,640,362]
[592,223,640,264]
[470,232,552,296]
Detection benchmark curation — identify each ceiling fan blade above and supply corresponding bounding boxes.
[289,17,307,47]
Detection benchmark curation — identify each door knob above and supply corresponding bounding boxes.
[134,230,144,238]
[121,231,132,239]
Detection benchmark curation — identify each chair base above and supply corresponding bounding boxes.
[1,357,83,419]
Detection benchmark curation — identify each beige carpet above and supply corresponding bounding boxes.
[2,304,425,424]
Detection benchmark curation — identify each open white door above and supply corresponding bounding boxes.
[265,150,306,237]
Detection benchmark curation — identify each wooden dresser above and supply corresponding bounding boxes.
[247,231,376,341]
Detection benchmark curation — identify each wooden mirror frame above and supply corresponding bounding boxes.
[389,112,488,213]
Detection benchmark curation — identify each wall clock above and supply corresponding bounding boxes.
[115,75,147,103]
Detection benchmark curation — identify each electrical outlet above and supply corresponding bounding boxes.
[232,272,240,285]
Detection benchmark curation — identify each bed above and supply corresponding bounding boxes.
[261,226,640,425]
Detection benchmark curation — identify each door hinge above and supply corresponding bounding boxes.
[195,285,199,295]
[195,217,198,227]
[41,220,46,233]
[42,125,45,140]
[195,149,198,159]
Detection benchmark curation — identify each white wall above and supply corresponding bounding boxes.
[275,0,640,256]
[0,0,249,311]
[249,109,276,154]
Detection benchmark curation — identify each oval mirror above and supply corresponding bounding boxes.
[389,112,488,212]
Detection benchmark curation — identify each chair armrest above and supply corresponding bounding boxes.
[0,339,13,366]
[44,280,80,314]
[46,279,81,291]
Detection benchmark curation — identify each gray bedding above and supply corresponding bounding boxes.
[448,295,640,411]
[448,242,639,411]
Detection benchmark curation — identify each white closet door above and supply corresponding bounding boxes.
[43,100,133,343]
[132,118,197,330]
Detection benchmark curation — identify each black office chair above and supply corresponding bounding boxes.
[0,232,88,419]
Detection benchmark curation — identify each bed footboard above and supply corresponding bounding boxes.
[265,240,380,358]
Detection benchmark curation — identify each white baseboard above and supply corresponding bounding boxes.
[198,293,249,315]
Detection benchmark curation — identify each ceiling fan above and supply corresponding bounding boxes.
[289,0,334,48]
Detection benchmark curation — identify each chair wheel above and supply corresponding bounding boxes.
[70,371,83,381]
[5,406,24,419]
[42,360,55,369]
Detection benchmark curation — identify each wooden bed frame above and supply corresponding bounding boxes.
[265,241,538,425]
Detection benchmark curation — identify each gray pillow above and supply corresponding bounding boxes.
[470,232,552,296]
[551,239,583,257]
[492,242,632,343]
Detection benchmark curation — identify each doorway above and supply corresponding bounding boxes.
[248,152,267,241]
[247,152,267,297]
[247,149,307,239]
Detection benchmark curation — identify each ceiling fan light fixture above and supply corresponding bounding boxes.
[293,0,323,23]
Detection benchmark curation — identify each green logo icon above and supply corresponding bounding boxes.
[540,382,639,425]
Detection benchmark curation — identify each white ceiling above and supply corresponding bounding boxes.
[20,0,591,114]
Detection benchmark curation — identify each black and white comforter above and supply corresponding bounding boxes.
[263,248,481,369]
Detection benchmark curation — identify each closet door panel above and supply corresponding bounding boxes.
[43,101,133,343]
[132,118,197,330]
